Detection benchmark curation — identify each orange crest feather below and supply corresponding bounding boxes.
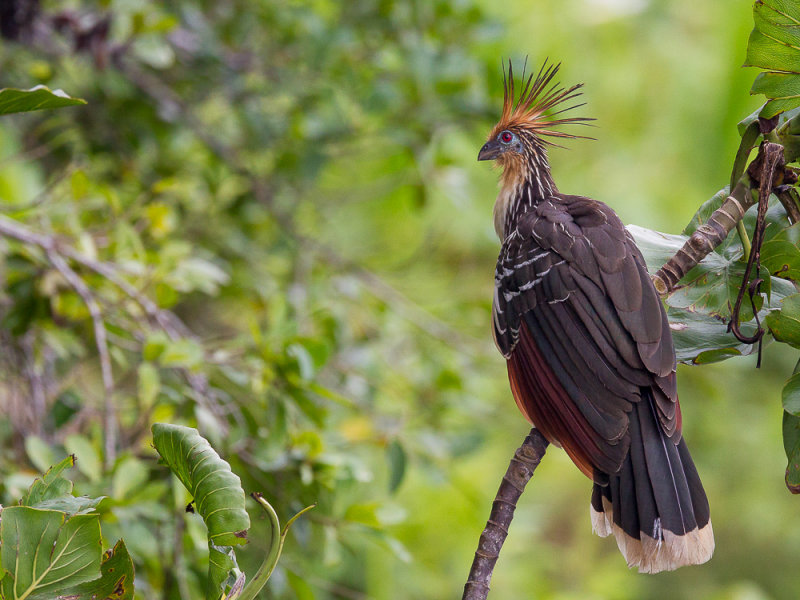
[490,59,594,144]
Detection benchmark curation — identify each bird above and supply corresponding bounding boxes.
[478,60,714,573]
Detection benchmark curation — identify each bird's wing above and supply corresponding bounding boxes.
[493,195,678,478]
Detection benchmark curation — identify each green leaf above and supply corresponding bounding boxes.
[745,0,800,117]
[766,293,800,347]
[137,363,160,409]
[0,86,86,116]
[344,502,382,528]
[0,508,102,599]
[752,72,800,119]
[782,372,800,415]
[56,539,135,600]
[24,437,57,474]
[31,496,105,516]
[20,455,75,506]
[112,456,150,501]
[158,339,204,369]
[151,424,250,600]
[64,435,102,482]
[286,571,315,600]
[386,441,406,493]
[761,221,800,280]
[783,411,800,493]
[152,424,250,545]
[208,544,240,600]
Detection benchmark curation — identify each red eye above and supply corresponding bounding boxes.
[500,131,513,143]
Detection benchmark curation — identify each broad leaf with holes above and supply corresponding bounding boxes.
[56,539,135,600]
[0,508,102,600]
[629,221,797,364]
[152,424,250,600]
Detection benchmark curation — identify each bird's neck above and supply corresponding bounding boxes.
[493,152,557,239]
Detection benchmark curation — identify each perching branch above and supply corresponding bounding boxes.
[652,175,754,296]
[462,429,549,600]
[652,141,796,296]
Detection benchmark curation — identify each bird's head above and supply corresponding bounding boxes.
[478,60,593,177]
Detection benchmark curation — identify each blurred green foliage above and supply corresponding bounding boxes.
[1,0,800,599]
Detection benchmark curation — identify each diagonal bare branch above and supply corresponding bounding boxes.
[462,429,549,600]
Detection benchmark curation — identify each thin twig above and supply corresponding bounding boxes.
[462,429,549,600]
[44,246,117,469]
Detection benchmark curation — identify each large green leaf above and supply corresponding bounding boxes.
[0,508,102,600]
[783,411,800,493]
[745,0,800,117]
[0,86,86,116]
[151,424,251,600]
[629,223,796,364]
[56,540,135,600]
[782,371,800,415]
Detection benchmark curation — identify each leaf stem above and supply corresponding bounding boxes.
[736,219,753,262]
[237,494,315,600]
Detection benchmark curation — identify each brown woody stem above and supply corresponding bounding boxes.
[462,429,549,600]
[652,176,754,296]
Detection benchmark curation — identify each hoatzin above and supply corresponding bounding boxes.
[478,61,713,573]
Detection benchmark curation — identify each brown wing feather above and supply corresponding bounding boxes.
[494,193,679,478]
[509,320,605,479]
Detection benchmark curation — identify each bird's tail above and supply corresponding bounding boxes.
[590,394,714,573]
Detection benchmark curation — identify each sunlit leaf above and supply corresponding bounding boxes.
[24,437,59,478]
[112,456,150,501]
[137,363,161,409]
[344,502,382,528]
[286,571,315,600]
[64,435,102,483]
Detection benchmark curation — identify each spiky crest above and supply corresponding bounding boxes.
[490,59,594,144]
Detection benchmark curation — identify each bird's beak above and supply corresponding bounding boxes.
[478,140,502,161]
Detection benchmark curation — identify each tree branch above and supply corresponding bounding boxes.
[652,139,800,297]
[652,175,755,296]
[462,429,549,600]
